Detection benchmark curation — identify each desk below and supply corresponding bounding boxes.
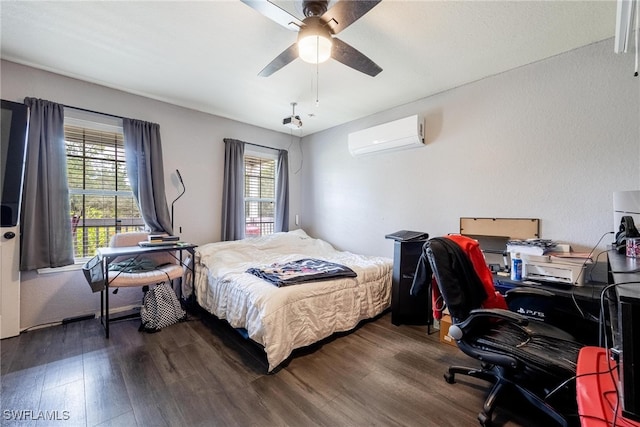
[607,251,640,422]
[97,243,197,338]
[576,346,640,427]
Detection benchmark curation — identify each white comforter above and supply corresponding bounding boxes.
[191,229,392,371]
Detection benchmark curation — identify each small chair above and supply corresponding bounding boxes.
[411,235,583,427]
[102,231,184,335]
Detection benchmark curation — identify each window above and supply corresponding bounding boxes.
[244,154,275,237]
[65,118,143,259]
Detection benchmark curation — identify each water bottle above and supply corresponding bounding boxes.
[511,253,522,281]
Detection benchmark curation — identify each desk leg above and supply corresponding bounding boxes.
[100,289,104,326]
[190,248,196,302]
[179,248,196,306]
[427,280,432,335]
[105,262,110,339]
[177,250,183,299]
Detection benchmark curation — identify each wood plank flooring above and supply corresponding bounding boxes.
[1,310,577,426]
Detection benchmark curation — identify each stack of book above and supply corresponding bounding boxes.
[139,235,181,247]
[149,234,179,243]
[506,239,558,256]
[506,239,593,263]
[384,230,429,242]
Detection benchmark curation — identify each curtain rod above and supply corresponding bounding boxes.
[62,108,285,151]
[63,103,127,121]
[245,141,282,152]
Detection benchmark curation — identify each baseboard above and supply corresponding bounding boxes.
[18,304,143,333]
[62,314,95,324]
[93,304,141,319]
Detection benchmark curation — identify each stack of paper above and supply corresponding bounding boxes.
[506,239,558,256]
[549,252,593,265]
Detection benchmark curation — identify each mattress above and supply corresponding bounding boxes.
[188,229,392,371]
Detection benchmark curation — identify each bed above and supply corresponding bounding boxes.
[187,229,393,372]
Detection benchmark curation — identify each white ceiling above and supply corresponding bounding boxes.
[1,0,618,137]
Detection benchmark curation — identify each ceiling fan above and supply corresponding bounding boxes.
[241,0,383,77]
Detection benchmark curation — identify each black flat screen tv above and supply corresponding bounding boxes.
[1,99,29,227]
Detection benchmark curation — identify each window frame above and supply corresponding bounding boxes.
[244,148,277,238]
[64,109,144,261]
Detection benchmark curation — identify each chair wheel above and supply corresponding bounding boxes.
[478,412,491,426]
[444,372,455,384]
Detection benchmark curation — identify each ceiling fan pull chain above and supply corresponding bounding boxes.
[316,54,320,107]
[635,0,638,76]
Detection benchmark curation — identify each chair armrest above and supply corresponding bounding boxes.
[466,308,529,325]
[449,308,529,340]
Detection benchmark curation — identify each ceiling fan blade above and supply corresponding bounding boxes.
[258,43,299,77]
[331,38,382,77]
[241,0,304,31]
[322,0,381,34]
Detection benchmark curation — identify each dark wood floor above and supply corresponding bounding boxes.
[1,310,576,426]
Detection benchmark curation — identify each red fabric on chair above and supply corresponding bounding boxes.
[445,234,508,311]
[430,234,508,319]
[576,346,640,427]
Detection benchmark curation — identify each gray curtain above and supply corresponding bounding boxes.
[123,119,173,234]
[275,149,289,232]
[20,98,74,270]
[221,139,245,241]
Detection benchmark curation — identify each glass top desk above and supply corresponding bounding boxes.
[96,243,197,338]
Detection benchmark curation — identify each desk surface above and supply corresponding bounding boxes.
[608,251,640,301]
[97,243,197,259]
[494,275,605,302]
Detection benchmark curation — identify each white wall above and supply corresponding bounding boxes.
[0,60,303,329]
[300,39,640,271]
[3,38,639,329]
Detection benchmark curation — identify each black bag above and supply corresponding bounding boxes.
[139,283,186,333]
[82,255,106,292]
[615,215,640,253]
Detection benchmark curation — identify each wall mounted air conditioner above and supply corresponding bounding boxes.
[348,114,425,157]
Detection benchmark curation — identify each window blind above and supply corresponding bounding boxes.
[65,124,143,258]
[244,155,275,237]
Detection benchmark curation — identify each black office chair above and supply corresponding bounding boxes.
[412,235,583,427]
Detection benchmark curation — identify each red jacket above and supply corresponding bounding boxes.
[444,234,508,313]
[411,234,507,320]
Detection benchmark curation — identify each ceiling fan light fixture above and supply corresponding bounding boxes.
[298,34,332,63]
[297,19,333,64]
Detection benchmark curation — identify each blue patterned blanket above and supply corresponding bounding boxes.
[246,258,357,287]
